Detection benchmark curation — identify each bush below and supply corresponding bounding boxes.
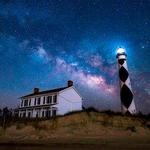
[126,126,136,132]
[16,123,25,130]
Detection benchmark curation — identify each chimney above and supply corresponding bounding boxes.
[34,88,39,94]
[67,80,73,87]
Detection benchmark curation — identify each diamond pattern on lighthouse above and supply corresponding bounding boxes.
[118,59,125,65]
[121,84,133,108]
[119,66,129,82]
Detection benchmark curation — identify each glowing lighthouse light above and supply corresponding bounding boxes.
[116,47,136,114]
[116,48,126,54]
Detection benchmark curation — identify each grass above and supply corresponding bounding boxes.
[0,110,150,146]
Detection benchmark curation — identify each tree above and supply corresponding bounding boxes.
[2,107,9,128]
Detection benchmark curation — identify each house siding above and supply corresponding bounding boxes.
[19,86,82,118]
[57,87,82,115]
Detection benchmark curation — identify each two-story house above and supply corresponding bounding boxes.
[19,80,82,118]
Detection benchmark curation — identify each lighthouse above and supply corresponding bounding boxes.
[116,48,136,114]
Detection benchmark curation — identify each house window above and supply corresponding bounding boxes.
[21,100,23,107]
[23,112,26,117]
[46,110,51,118]
[37,97,41,105]
[34,98,36,105]
[28,112,31,118]
[42,111,45,117]
[36,113,38,118]
[53,95,57,103]
[29,99,31,106]
[52,109,57,117]
[46,97,49,103]
[46,96,52,104]
[24,99,28,107]
[43,97,45,104]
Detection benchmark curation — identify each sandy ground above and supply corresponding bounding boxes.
[0,112,150,149]
[0,136,150,150]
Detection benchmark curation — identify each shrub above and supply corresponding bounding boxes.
[126,126,136,132]
[16,123,25,130]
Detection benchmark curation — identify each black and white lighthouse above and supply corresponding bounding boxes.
[116,48,136,114]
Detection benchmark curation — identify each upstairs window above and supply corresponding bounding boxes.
[46,96,49,103]
[21,100,23,107]
[34,98,36,105]
[37,97,41,105]
[43,97,45,104]
[46,96,52,104]
[53,95,57,103]
[29,99,31,106]
[24,99,28,107]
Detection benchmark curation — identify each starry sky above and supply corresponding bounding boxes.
[0,0,149,113]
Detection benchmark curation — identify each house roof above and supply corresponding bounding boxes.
[20,87,68,98]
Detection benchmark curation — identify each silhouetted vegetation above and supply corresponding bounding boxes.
[126,126,137,132]
[0,106,150,130]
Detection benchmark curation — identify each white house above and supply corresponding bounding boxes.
[18,81,82,118]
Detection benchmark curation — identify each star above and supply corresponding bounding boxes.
[0,0,149,113]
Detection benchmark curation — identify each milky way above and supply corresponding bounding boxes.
[0,0,149,113]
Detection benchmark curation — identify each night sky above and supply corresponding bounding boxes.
[0,0,149,113]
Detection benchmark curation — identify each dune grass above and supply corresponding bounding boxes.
[0,110,150,144]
